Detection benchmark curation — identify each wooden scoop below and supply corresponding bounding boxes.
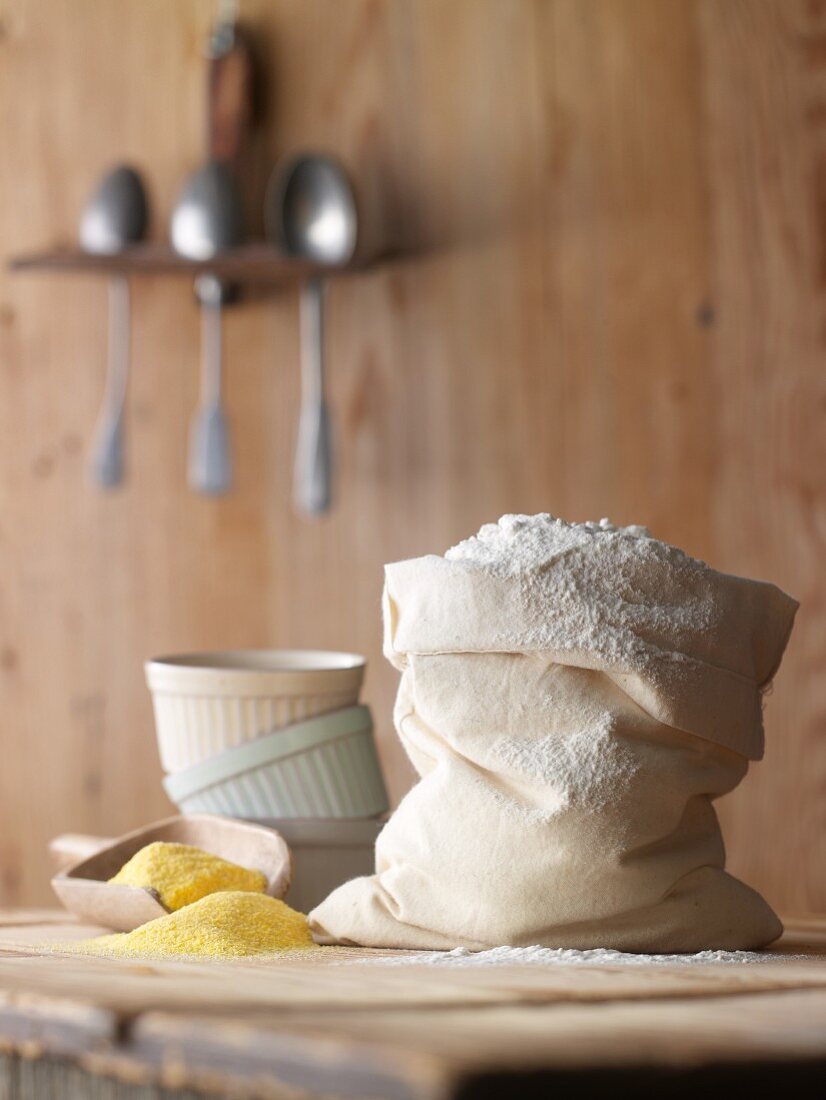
[50,814,292,932]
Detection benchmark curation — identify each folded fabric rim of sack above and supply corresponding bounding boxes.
[382,551,798,760]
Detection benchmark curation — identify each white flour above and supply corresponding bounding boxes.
[445,514,654,574]
[444,514,715,669]
[490,710,640,821]
[356,945,800,967]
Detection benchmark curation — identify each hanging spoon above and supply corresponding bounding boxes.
[169,1,253,494]
[79,165,148,488]
[170,162,242,494]
[266,154,358,515]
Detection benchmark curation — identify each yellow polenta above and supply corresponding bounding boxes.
[109,841,267,910]
[84,891,314,958]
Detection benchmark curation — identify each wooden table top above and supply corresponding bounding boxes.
[2,910,826,1098]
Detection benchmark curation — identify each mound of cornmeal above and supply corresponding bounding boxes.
[109,841,267,911]
[87,891,314,958]
[71,841,313,958]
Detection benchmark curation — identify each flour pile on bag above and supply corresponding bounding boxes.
[310,515,798,952]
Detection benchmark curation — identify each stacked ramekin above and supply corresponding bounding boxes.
[146,651,389,820]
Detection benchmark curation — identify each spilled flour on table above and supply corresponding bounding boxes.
[353,945,801,967]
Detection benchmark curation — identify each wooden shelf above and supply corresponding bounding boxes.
[8,242,386,284]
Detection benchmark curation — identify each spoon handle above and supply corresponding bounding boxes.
[294,279,333,515]
[49,833,113,871]
[202,291,223,406]
[189,284,232,495]
[90,275,130,488]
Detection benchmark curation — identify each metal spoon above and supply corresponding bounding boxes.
[170,162,243,494]
[79,165,148,488]
[266,154,358,515]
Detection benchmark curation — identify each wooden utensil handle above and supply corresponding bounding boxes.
[49,833,113,870]
[207,23,255,166]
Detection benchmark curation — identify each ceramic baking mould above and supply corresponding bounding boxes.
[163,705,388,820]
[146,650,365,773]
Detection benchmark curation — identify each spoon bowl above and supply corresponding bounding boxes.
[267,153,357,265]
[80,165,148,256]
[170,160,244,261]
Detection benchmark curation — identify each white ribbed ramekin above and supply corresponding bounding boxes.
[146,650,365,773]
[162,705,389,820]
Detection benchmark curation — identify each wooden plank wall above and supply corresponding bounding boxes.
[0,0,822,913]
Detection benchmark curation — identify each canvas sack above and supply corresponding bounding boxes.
[310,522,797,951]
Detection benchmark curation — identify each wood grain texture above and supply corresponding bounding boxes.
[0,0,822,912]
[2,914,826,1098]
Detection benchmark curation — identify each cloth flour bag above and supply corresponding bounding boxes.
[310,515,798,952]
